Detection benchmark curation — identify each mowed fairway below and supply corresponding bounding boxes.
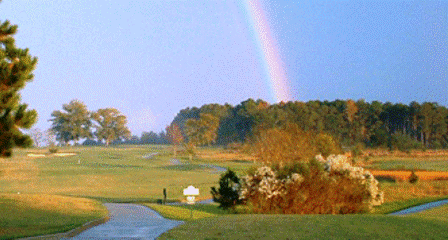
[158,213,448,239]
[0,145,240,201]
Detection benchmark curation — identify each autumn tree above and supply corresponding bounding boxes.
[92,108,131,146]
[49,100,92,145]
[185,113,220,146]
[249,123,319,167]
[166,123,184,157]
[0,19,38,157]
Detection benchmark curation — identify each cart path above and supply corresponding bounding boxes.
[67,203,183,240]
[389,199,448,215]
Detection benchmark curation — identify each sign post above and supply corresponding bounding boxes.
[183,185,199,219]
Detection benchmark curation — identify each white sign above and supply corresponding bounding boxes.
[183,185,199,196]
[183,185,199,205]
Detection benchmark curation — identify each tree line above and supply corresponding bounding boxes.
[169,98,448,150]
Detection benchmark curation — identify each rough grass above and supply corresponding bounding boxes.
[0,193,107,239]
[158,214,448,240]
[373,196,448,214]
[412,203,448,222]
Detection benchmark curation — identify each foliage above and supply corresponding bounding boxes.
[211,169,241,210]
[49,99,92,145]
[170,99,448,149]
[0,19,38,157]
[48,144,58,153]
[139,131,169,145]
[239,155,383,214]
[185,113,220,146]
[409,170,419,184]
[166,123,184,145]
[314,133,342,157]
[92,108,131,146]
[166,123,184,157]
[248,123,340,166]
[351,143,364,159]
[391,132,422,152]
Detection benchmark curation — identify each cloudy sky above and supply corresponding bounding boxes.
[1,0,446,136]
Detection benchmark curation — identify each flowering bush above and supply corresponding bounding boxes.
[239,155,384,214]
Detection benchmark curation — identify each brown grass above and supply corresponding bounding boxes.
[363,149,448,158]
[371,170,448,181]
[0,193,100,214]
[195,149,255,162]
[0,158,40,182]
[381,181,448,203]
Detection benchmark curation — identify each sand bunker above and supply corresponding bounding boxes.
[54,153,77,157]
[27,154,46,158]
[27,152,77,158]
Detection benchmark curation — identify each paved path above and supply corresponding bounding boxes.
[389,199,448,215]
[67,203,183,240]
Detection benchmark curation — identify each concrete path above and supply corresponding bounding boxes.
[67,203,183,240]
[389,199,448,215]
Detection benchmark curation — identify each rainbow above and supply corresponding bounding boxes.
[242,0,292,103]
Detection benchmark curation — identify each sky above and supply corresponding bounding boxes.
[1,0,447,136]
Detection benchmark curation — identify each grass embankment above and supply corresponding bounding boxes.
[143,203,227,221]
[0,193,107,240]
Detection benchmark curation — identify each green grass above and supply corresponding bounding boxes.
[412,203,448,222]
[143,203,227,221]
[0,193,108,240]
[365,157,448,171]
[158,213,448,240]
[373,196,448,214]
[0,145,237,201]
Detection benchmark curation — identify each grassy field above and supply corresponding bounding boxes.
[0,145,255,202]
[156,197,448,239]
[0,193,107,240]
[2,145,448,239]
[365,156,448,171]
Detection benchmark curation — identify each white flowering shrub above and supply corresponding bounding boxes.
[315,154,384,207]
[240,155,384,214]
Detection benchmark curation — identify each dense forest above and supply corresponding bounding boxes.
[169,99,448,150]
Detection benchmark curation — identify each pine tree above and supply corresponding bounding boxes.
[0,19,38,157]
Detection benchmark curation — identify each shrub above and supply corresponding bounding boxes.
[351,143,364,159]
[48,143,58,154]
[211,169,241,210]
[391,132,421,152]
[409,170,419,184]
[314,133,341,158]
[239,155,383,214]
